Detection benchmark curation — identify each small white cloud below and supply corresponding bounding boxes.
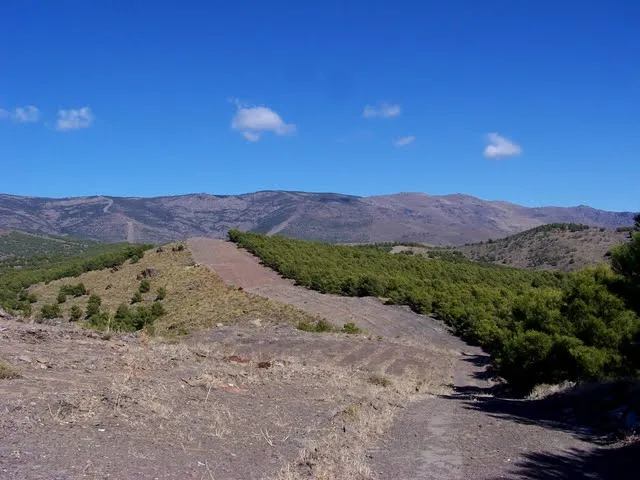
[362,102,401,119]
[56,106,95,131]
[13,105,40,123]
[0,105,40,123]
[231,103,295,142]
[484,133,522,158]
[242,131,261,142]
[394,135,415,147]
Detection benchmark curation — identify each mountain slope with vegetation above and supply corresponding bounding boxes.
[0,191,634,245]
[27,244,315,335]
[0,230,132,271]
[229,225,640,394]
[421,224,631,271]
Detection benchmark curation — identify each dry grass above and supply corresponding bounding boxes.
[275,365,433,480]
[29,243,316,334]
[0,359,20,379]
[368,373,393,388]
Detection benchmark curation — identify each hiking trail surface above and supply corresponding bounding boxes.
[189,238,634,480]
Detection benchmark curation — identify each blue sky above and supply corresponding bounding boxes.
[0,1,638,211]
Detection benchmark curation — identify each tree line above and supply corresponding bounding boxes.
[229,219,640,394]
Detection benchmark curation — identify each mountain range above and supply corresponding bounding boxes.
[0,191,634,245]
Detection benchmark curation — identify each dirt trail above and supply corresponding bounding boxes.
[189,238,605,479]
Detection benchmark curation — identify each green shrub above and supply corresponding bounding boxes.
[342,322,364,334]
[110,302,165,332]
[57,292,67,304]
[139,279,151,293]
[20,302,32,317]
[69,305,83,322]
[86,295,102,317]
[297,319,336,333]
[40,303,61,319]
[60,283,87,297]
[155,287,167,301]
[150,301,166,318]
[131,291,142,304]
[88,312,110,330]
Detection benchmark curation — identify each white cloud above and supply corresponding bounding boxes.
[394,135,415,147]
[483,133,522,158]
[231,103,295,142]
[242,131,261,142]
[56,107,95,131]
[13,105,40,123]
[362,102,401,119]
[0,105,40,123]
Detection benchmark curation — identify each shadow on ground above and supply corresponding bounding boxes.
[496,441,639,479]
[451,354,640,479]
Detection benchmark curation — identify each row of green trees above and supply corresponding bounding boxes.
[229,222,640,393]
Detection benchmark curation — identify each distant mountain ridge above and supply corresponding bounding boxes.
[0,191,634,245]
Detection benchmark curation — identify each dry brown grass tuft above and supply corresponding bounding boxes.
[368,373,393,388]
[275,363,438,480]
[29,244,316,333]
[0,359,19,379]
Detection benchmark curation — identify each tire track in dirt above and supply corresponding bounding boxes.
[188,238,601,479]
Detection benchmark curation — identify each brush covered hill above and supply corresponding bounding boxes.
[452,224,631,271]
[26,244,314,335]
[0,229,131,271]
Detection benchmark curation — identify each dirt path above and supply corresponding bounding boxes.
[101,197,114,214]
[189,238,608,479]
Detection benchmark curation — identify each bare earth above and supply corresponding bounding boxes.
[189,238,629,480]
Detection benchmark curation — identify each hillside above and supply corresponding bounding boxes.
[27,244,314,335]
[453,224,631,270]
[228,230,640,393]
[0,191,634,246]
[0,230,131,271]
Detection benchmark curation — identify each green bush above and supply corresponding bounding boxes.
[342,322,364,334]
[20,302,32,317]
[69,305,83,322]
[40,303,61,319]
[57,292,67,304]
[139,279,151,293]
[86,295,102,317]
[297,319,336,333]
[150,301,166,318]
[60,283,87,297]
[88,312,110,329]
[131,291,142,304]
[110,302,166,332]
[155,287,167,301]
